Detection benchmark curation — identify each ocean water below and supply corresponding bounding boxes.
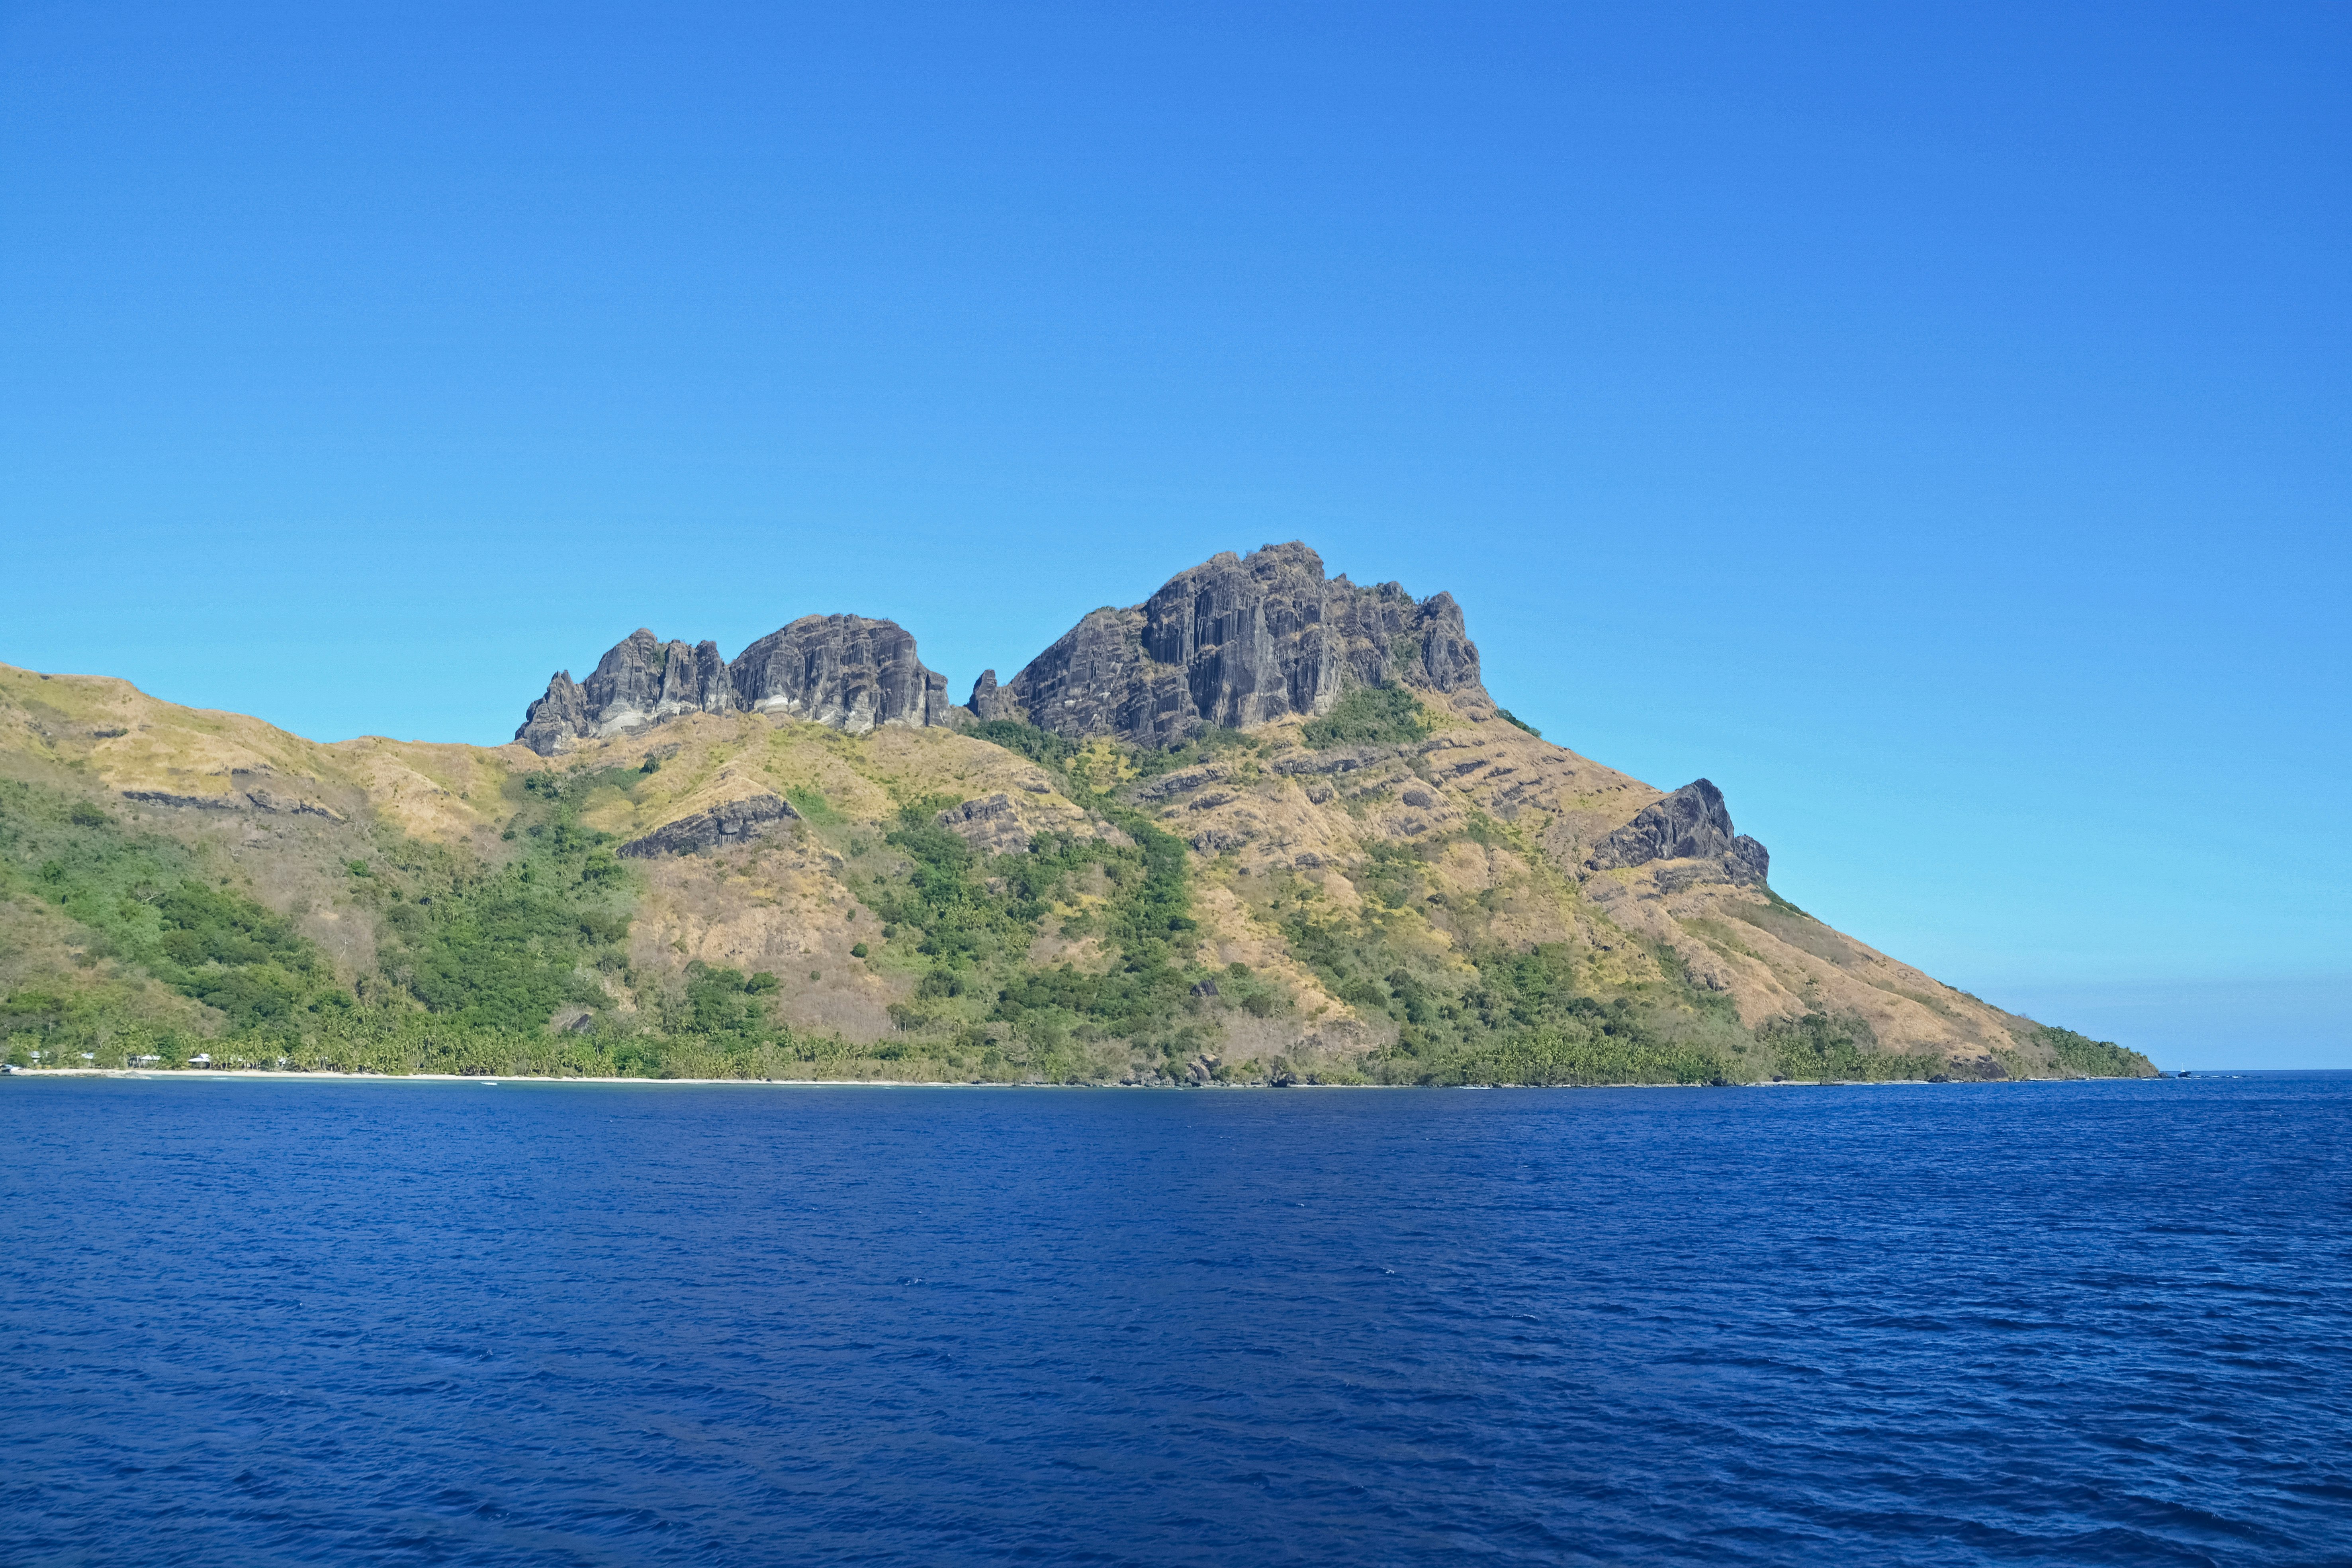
[3,1076,2348,1566]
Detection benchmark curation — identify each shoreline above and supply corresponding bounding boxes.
[2,1067,2149,1089]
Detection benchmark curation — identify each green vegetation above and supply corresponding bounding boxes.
[672,962,783,1046]
[0,771,849,1078]
[971,717,1257,788]
[145,881,339,1030]
[0,779,347,1045]
[1127,725,1254,783]
[1286,906,1743,1086]
[0,707,2156,1086]
[2031,1024,2157,1078]
[864,797,1055,969]
[966,719,1080,769]
[1497,709,1540,737]
[841,768,1222,1079]
[1300,685,1430,750]
[369,766,636,1031]
[1758,1011,1900,1081]
[784,785,844,825]
[1239,822,1751,1084]
[988,817,1209,1066]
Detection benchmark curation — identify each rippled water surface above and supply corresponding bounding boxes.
[4,1076,2349,1566]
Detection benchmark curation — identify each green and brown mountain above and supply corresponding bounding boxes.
[0,542,2151,1084]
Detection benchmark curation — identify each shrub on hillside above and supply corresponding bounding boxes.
[1301,685,1430,750]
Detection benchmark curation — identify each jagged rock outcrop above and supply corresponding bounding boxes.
[935,793,1033,856]
[518,547,1474,756]
[242,789,346,822]
[730,615,954,733]
[668,640,736,715]
[584,630,737,733]
[517,617,953,755]
[119,786,345,821]
[519,629,737,754]
[968,669,1010,720]
[515,672,591,756]
[617,794,798,858]
[934,791,1134,856]
[1585,779,1769,886]
[120,789,243,811]
[986,542,1488,746]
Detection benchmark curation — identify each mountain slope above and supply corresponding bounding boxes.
[0,550,2151,1084]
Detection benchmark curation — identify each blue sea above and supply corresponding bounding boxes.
[3,1075,2348,1566]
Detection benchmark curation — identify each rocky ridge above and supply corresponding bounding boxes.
[969,542,1488,745]
[1586,779,1770,886]
[616,793,799,859]
[523,544,1489,760]
[0,541,2154,1085]
[519,616,957,755]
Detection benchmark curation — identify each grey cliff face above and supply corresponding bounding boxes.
[515,671,590,756]
[520,628,730,755]
[581,630,671,732]
[516,616,953,755]
[664,640,736,718]
[618,794,797,858]
[968,669,1010,720]
[992,542,1489,746]
[1585,779,1769,886]
[935,793,1033,856]
[730,615,953,734]
[516,545,1476,754]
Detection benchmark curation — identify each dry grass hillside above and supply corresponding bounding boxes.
[0,661,2150,1083]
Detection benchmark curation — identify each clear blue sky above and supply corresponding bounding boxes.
[4,3,2345,1068]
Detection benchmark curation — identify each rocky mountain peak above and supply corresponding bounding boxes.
[1585,778,1770,886]
[978,541,1489,746]
[731,614,955,733]
[516,614,954,755]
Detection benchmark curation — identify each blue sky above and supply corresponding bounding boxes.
[4,3,2345,1067]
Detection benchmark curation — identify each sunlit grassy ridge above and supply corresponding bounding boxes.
[6,738,1766,1084]
[3,756,1228,1080]
[0,665,2156,1084]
